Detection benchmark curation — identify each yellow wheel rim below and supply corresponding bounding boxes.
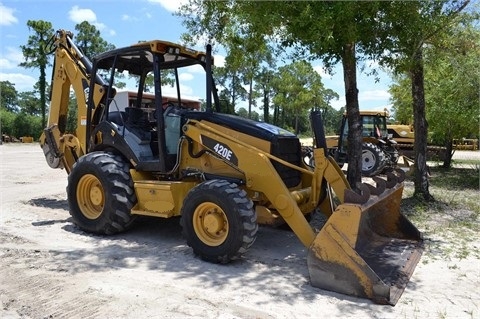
[193,202,229,246]
[76,174,105,219]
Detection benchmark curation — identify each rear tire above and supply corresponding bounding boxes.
[362,142,386,177]
[180,180,257,263]
[67,152,137,235]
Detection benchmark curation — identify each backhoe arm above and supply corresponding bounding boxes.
[40,29,106,173]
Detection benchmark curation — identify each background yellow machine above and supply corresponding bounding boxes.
[39,30,423,305]
[326,110,399,176]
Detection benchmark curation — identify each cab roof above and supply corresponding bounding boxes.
[94,40,211,75]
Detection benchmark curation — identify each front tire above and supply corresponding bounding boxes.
[67,152,137,235]
[361,142,387,177]
[180,180,257,263]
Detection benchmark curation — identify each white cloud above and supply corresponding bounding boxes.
[185,64,205,74]
[94,22,106,31]
[313,64,333,80]
[0,73,37,91]
[0,58,13,69]
[331,96,346,110]
[68,5,97,24]
[360,103,392,112]
[161,84,203,101]
[68,6,115,36]
[321,90,392,111]
[359,90,391,102]
[179,73,194,81]
[0,47,25,69]
[148,0,189,12]
[213,54,225,68]
[0,4,18,26]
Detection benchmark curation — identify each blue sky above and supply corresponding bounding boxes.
[0,0,393,112]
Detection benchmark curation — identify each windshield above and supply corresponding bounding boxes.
[362,115,387,138]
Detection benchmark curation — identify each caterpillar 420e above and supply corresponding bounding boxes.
[39,30,423,305]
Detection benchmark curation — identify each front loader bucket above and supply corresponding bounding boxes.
[307,174,423,305]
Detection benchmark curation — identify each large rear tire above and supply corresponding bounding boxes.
[67,152,137,235]
[362,142,387,177]
[180,180,257,263]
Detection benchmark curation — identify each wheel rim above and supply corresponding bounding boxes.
[77,174,105,219]
[362,149,376,171]
[193,202,229,246]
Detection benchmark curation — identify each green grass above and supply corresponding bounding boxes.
[400,164,480,260]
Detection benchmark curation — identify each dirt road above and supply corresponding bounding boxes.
[1,144,479,318]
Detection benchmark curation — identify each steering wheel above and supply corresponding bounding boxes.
[162,101,176,109]
[153,102,176,119]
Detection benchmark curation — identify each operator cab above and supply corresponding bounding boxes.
[86,41,207,173]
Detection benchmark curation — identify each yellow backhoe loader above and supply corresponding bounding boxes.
[39,30,423,305]
[327,110,400,177]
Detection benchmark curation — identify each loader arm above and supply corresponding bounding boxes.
[39,30,106,173]
[183,119,350,247]
[184,118,423,305]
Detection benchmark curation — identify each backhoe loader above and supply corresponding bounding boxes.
[327,110,399,176]
[39,29,423,305]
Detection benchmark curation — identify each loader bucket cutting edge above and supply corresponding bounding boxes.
[307,183,424,305]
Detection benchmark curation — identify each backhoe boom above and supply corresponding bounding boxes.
[40,30,106,173]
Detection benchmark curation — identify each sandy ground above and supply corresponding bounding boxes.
[1,143,479,319]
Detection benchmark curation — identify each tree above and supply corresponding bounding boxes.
[75,21,115,57]
[254,66,276,123]
[74,21,122,87]
[17,91,40,115]
[389,74,413,125]
[66,93,78,133]
[0,81,18,112]
[237,107,248,118]
[209,33,276,120]
[0,109,16,137]
[320,89,340,130]
[236,35,274,119]
[390,19,480,168]
[426,20,479,167]
[178,1,390,188]
[271,60,326,134]
[12,112,42,139]
[19,20,54,129]
[378,1,471,200]
[214,64,247,114]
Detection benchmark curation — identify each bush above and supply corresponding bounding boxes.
[0,108,16,136]
[13,112,42,139]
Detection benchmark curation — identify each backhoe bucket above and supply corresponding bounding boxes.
[307,175,423,305]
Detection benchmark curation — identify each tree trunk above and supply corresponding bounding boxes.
[442,139,454,169]
[230,76,236,114]
[40,67,46,129]
[410,48,434,201]
[248,80,253,119]
[342,43,362,189]
[263,89,270,123]
[294,114,299,135]
[273,104,278,125]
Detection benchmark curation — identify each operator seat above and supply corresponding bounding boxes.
[124,107,151,143]
[108,111,126,126]
[163,105,186,170]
